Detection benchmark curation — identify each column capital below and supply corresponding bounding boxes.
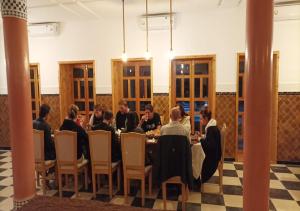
[1,0,27,20]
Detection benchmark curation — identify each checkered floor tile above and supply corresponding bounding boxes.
[0,150,299,211]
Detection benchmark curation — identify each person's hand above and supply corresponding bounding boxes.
[141,115,148,122]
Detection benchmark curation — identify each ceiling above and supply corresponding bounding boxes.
[27,0,244,23]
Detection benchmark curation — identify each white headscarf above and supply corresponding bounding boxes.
[205,118,217,133]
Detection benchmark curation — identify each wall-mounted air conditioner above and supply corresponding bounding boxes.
[28,22,60,37]
[138,13,175,30]
[274,1,300,21]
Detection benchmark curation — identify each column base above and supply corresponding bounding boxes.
[13,196,34,210]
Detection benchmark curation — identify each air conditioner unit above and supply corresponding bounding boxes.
[274,2,300,21]
[138,13,175,30]
[28,22,60,37]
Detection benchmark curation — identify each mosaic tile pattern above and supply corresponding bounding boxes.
[216,93,236,158]
[0,150,299,210]
[96,95,113,111]
[0,96,10,148]
[41,95,61,131]
[153,94,169,125]
[277,94,300,161]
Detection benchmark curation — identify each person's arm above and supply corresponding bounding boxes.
[116,112,121,130]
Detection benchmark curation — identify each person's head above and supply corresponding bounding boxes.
[126,112,138,132]
[68,104,79,120]
[118,99,129,114]
[94,104,105,118]
[103,110,114,124]
[176,103,188,119]
[145,104,154,119]
[39,104,51,120]
[200,109,212,126]
[170,107,181,122]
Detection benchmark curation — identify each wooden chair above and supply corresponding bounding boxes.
[88,130,121,199]
[121,132,152,207]
[162,176,189,211]
[54,130,89,198]
[33,129,56,195]
[218,123,227,194]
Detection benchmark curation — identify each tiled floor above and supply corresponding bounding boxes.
[0,150,300,211]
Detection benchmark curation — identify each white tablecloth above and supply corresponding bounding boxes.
[191,143,205,179]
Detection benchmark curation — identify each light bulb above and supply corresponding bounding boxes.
[168,50,175,60]
[144,51,151,60]
[121,52,127,62]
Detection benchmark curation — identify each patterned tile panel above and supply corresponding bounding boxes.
[153,94,169,125]
[0,96,10,147]
[96,94,113,111]
[41,95,61,131]
[277,94,300,161]
[216,93,236,158]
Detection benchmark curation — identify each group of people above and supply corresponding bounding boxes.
[33,98,221,184]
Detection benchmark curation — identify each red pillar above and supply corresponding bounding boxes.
[1,0,36,209]
[244,0,273,211]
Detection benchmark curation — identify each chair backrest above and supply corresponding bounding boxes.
[220,123,227,163]
[121,132,146,171]
[88,130,111,166]
[33,129,44,163]
[54,130,77,165]
[160,115,165,125]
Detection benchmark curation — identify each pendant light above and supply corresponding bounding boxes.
[144,0,151,60]
[121,0,127,62]
[168,0,174,60]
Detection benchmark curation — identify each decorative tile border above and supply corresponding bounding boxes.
[1,0,27,20]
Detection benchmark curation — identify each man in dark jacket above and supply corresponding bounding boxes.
[92,110,121,162]
[33,104,56,160]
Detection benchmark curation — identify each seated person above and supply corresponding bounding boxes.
[139,104,161,132]
[89,104,105,128]
[116,99,139,130]
[160,107,189,138]
[200,109,221,183]
[123,111,144,133]
[92,110,121,162]
[177,103,191,141]
[33,104,56,161]
[60,105,90,160]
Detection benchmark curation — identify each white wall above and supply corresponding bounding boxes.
[0,6,299,94]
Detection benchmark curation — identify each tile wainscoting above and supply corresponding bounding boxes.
[0,93,299,162]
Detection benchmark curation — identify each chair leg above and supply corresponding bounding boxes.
[181,184,186,211]
[148,170,152,195]
[92,173,96,198]
[84,167,88,190]
[127,179,130,195]
[41,171,46,195]
[124,176,128,203]
[117,167,121,192]
[219,165,223,194]
[36,171,40,187]
[141,179,145,207]
[109,173,113,199]
[162,183,167,210]
[58,173,62,198]
[74,173,79,198]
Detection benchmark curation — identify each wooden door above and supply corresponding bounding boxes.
[30,64,41,120]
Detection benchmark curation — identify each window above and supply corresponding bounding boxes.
[170,56,216,133]
[112,59,152,117]
[30,64,41,120]
[59,61,96,125]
